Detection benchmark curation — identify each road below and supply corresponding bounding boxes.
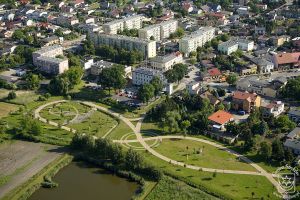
[0,141,64,199]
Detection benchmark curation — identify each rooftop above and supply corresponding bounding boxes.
[208,110,233,125]
[274,52,300,65]
[233,91,259,102]
[181,27,215,41]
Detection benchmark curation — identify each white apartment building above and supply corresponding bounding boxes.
[148,52,183,72]
[103,15,143,35]
[132,67,166,85]
[32,45,69,75]
[237,39,254,51]
[186,81,201,95]
[139,20,178,41]
[218,39,254,55]
[179,27,215,56]
[90,33,156,58]
[218,40,239,55]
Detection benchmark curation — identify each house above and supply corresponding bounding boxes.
[250,57,274,74]
[255,26,266,35]
[201,68,222,82]
[208,110,234,131]
[272,52,300,70]
[200,91,220,107]
[182,2,193,13]
[284,127,300,155]
[148,52,182,72]
[186,81,202,95]
[271,35,290,46]
[261,101,284,117]
[232,91,261,113]
[239,64,257,76]
[288,108,300,123]
[218,40,239,55]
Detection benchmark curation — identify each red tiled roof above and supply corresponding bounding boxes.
[208,68,221,76]
[208,110,233,125]
[275,52,300,65]
[206,12,225,19]
[233,91,258,102]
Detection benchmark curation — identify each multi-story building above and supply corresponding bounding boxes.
[139,20,178,41]
[272,52,300,70]
[232,91,261,113]
[148,52,182,72]
[103,15,143,35]
[237,39,254,51]
[132,67,166,85]
[179,27,215,56]
[261,101,284,117]
[32,45,69,75]
[55,15,79,27]
[90,33,156,58]
[218,40,239,55]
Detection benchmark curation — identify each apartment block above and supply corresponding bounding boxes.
[90,33,156,58]
[139,20,178,41]
[103,15,143,35]
[148,52,183,72]
[32,45,69,75]
[179,27,215,55]
[132,67,166,85]
[218,40,239,55]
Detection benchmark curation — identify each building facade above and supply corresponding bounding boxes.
[148,52,182,72]
[132,67,166,85]
[179,27,215,55]
[32,45,69,75]
[138,20,178,41]
[90,33,156,58]
[103,15,143,35]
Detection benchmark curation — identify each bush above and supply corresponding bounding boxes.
[7,91,17,100]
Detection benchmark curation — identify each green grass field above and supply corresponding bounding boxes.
[154,139,256,172]
[141,151,279,200]
[145,176,219,200]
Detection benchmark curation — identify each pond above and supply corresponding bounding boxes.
[29,162,138,200]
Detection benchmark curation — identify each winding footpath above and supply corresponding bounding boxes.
[34,100,284,194]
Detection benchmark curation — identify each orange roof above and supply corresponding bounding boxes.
[208,110,233,125]
[275,52,300,65]
[233,91,258,102]
[208,68,221,76]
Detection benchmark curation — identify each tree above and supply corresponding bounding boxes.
[64,66,83,88]
[160,111,181,134]
[272,138,285,161]
[83,36,95,55]
[259,141,272,161]
[125,148,144,170]
[226,73,238,85]
[99,65,126,93]
[7,91,16,100]
[12,29,25,40]
[138,83,155,103]
[275,115,296,132]
[48,76,70,95]
[181,120,191,134]
[25,73,40,90]
[150,76,163,98]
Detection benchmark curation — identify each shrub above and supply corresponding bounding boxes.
[7,91,17,100]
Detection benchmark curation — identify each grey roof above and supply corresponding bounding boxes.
[288,109,300,117]
[38,56,67,64]
[42,35,59,43]
[133,67,163,76]
[218,40,238,48]
[284,139,300,150]
[287,127,300,139]
[34,45,62,55]
[92,60,114,68]
[250,57,273,67]
[150,53,177,64]
[181,27,215,41]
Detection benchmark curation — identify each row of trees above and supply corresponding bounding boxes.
[98,65,126,94]
[164,63,188,83]
[137,76,163,103]
[95,45,143,65]
[71,134,163,181]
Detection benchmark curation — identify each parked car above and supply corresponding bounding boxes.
[238,111,246,115]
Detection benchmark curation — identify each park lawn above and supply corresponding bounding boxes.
[145,176,219,200]
[38,125,73,146]
[0,102,19,118]
[107,121,133,140]
[68,110,117,137]
[141,121,164,136]
[140,151,279,200]
[7,91,39,105]
[154,139,256,172]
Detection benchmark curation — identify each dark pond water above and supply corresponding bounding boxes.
[29,161,138,200]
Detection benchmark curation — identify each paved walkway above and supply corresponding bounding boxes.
[34,100,284,194]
